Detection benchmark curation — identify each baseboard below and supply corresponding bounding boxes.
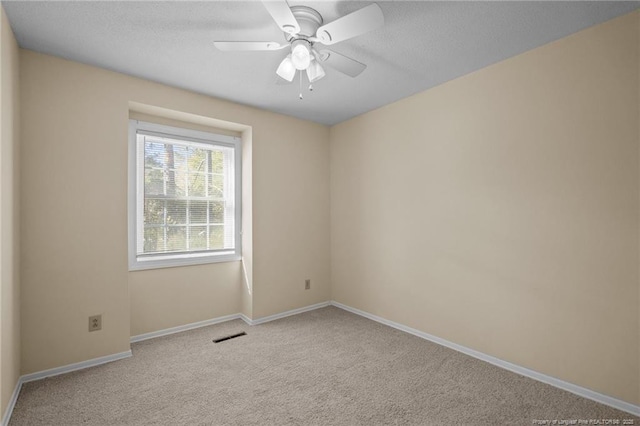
[248,301,331,325]
[21,350,133,384]
[1,378,22,426]
[240,313,252,325]
[130,302,330,341]
[2,350,133,426]
[330,301,640,417]
[131,313,242,343]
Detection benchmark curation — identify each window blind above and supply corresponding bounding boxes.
[136,132,236,257]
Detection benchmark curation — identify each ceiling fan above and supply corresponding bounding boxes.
[214,1,384,94]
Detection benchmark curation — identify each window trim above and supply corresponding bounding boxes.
[128,119,242,271]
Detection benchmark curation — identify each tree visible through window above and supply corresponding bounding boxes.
[129,120,241,270]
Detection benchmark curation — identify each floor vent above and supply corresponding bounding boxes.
[213,332,247,343]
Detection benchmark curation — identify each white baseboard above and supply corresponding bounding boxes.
[131,313,242,343]
[21,350,133,384]
[240,313,252,325]
[1,378,21,426]
[2,350,132,426]
[247,301,331,325]
[129,301,331,341]
[330,301,640,417]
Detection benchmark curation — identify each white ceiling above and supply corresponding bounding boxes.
[3,1,638,125]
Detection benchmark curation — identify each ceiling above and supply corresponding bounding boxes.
[3,1,639,126]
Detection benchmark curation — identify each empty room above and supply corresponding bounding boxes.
[0,0,639,424]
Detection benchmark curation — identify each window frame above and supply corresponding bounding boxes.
[128,119,242,271]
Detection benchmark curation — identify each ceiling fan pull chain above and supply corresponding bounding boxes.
[299,70,303,100]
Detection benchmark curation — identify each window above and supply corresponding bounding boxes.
[128,120,241,270]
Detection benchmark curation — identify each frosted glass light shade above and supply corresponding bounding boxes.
[306,60,325,83]
[291,40,311,70]
[276,55,296,82]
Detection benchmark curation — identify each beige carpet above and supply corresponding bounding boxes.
[9,306,638,425]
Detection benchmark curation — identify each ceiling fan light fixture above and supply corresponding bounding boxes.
[276,54,296,82]
[306,59,325,83]
[291,39,311,70]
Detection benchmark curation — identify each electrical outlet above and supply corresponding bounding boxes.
[305,279,311,290]
[89,315,102,332]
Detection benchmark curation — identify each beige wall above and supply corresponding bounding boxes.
[331,11,640,405]
[0,5,20,418]
[20,50,331,373]
[129,263,242,336]
[252,117,331,318]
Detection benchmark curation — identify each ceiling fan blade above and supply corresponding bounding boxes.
[317,50,366,77]
[315,3,384,45]
[262,0,300,35]
[213,41,288,51]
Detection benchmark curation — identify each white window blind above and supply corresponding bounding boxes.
[128,120,241,270]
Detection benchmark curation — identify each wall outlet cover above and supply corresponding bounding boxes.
[89,315,102,332]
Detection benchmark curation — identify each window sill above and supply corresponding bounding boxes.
[129,253,241,271]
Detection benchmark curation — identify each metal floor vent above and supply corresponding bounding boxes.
[213,331,247,343]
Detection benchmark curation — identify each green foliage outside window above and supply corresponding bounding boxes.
[143,140,226,253]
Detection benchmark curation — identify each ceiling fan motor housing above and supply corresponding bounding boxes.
[287,6,323,40]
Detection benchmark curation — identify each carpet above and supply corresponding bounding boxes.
[9,306,638,425]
